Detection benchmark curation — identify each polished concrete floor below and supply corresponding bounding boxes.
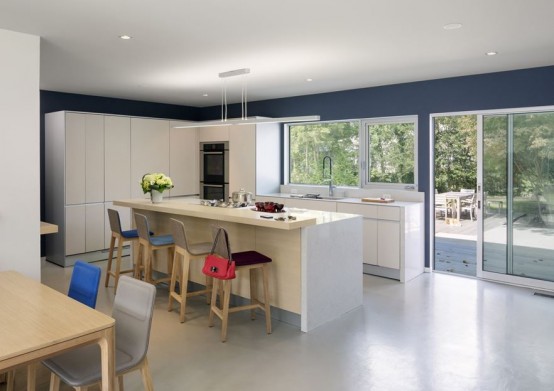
[5,259,554,390]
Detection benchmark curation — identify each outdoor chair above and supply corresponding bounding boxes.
[435,194,451,219]
[461,193,477,220]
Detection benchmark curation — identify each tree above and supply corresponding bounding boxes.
[434,115,477,193]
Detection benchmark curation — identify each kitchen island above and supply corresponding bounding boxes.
[114,197,362,332]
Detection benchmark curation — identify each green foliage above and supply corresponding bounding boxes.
[369,123,415,184]
[434,115,477,193]
[289,122,359,186]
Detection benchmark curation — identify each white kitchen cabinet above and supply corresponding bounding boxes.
[105,115,131,201]
[197,125,229,142]
[169,123,198,197]
[46,111,108,266]
[130,118,170,198]
[229,124,256,194]
[337,202,423,282]
[85,114,104,203]
[85,203,105,252]
[377,220,401,269]
[362,218,378,266]
[65,205,85,256]
[64,113,86,205]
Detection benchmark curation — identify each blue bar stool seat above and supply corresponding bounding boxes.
[135,213,175,286]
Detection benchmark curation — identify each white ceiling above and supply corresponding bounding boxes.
[1,0,554,107]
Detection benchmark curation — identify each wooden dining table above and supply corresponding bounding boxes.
[0,271,115,390]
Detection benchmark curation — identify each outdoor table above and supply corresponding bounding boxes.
[442,191,474,223]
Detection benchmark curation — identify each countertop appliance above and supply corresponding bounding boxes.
[200,141,229,200]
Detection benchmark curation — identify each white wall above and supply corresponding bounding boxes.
[0,29,41,279]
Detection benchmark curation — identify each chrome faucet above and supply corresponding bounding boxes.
[323,155,335,197]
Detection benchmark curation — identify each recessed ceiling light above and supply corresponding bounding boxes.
[486,51,498,56]
[306,78,313,82]
[119,35,132,40]
[443,23,462,30]
[202,93,208,97]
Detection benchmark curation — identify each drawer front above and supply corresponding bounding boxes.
[337,203,378,218]
[377,206,400,221]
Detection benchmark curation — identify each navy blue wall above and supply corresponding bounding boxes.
[41,66,554,265]
[199,65,554,267]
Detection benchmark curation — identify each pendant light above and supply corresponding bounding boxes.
[174,68,319,129]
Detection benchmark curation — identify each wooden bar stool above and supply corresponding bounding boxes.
[208,226,272,342]
[105,209,143,293]
[134,213,175,286]
[168,218,213,323]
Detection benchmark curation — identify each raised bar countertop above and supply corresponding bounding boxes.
[113,197,357,230]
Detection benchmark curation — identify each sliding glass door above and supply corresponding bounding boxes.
[480,111,554,286]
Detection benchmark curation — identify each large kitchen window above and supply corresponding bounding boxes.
[362,116,417,187]
[286,115,417,188]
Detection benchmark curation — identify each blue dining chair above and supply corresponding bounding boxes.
[68,260,102,309]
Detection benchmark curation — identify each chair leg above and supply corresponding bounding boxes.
[146,247,154,284]
[117,375,124,391]
[205,275,212,305]
[26,363,36,390]
[113,238,124,293]
[168,250,180,312]
[140,357,154,391]
[135,243,144,280]
[105,235,116,287]
[221,280,232,342]
[208,279,219,327]
[6,370,15,391]
[178,252,192,323]
[262,264,272,335]
[49,372,61,391]
[249,268,257,320]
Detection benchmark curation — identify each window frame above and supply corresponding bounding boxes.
[361,115,418,190]
[284,115,418,190]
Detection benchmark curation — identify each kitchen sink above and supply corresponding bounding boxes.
[289,193,345,201]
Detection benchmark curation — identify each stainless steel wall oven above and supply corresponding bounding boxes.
[200,141,229,200]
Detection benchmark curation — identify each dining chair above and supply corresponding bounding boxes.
[43,276,157,391]
[168,218,213,323]
[135,213,175,286]
[105,208,142,293]
[208,226,272,342]
[68,260,102,308]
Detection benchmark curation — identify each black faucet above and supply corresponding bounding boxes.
[323,156,334,197]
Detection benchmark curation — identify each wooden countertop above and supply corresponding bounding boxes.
[40,221,58,235]
[114,197,358,230]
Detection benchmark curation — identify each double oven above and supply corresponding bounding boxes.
[200,141,229,200]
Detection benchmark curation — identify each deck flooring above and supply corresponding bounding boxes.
[434,213,554,281]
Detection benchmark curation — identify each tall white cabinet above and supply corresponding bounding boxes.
[45,111,198,267]
[45,112,108,266]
